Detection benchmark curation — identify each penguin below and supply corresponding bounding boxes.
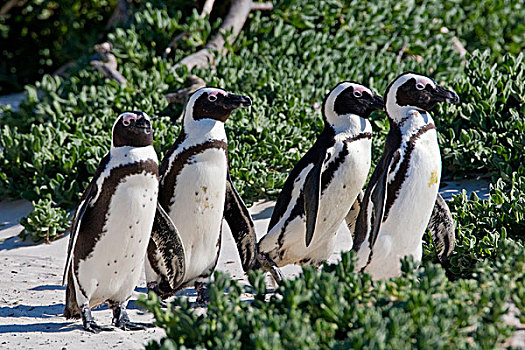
[257,82,384,269]
[352,72,459,279]
[145,87,277,302]
[63,111,179,332]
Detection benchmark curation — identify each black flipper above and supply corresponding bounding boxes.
[63,154,110,285]
[353,151,398,253]
[62,191,93,285]
[428,193,455,262]
[224,173,258,272]
[345,190,364,240]
[149,203,186,290]
[303,157,325,247]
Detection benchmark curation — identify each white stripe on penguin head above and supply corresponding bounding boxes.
[385,73,437,122]
[324,82,373,129]
[182,87,229,142]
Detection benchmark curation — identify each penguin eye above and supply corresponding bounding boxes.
[122,119,130,126]
[208,94,218,102]
[353,91,362,98]
[416,83,426,90]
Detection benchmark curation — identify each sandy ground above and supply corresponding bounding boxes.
[0,199,351,349]
[1,181,509,350]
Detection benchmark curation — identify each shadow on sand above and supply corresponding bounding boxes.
[252,205,274,220]
[29,285,66,291]
[0,322,79,334]
[0,303,65,319]
[0,234,38,252]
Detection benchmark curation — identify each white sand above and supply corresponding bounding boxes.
[0,198,352,349]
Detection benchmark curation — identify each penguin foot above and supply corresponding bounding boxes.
[81,305,112,333]
[84,320,113,333]
[111,303,149,331]
[114,319,150,331]
[147,282,163,299]
[256,252,283,284]
[147,281,174,304]
[194,282,209,306]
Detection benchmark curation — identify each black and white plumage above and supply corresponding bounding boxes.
[145,87,265,301]
[352,72,459,279]
[63,111,172,332]
[258,82,384,268]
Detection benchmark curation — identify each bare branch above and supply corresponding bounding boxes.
[164,0,216,57]
[452,36,467,57]
[164,32,191,57]
[200,0,216,18]
[90,42,127,84]
[165,75,206,104]
[174,0,254,71]
[53,61,77,77]
[0,0,26,16]
[166,0,273,103]
[396,44,407,62]
[90,61,127,84]
[251,2,273,11]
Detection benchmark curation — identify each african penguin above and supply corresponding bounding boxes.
[145,87,274,302]
[258,82,384,270]
[352,72,459,279]
[63,111,175,332]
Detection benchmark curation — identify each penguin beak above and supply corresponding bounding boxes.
[132,115,152,134]
[219,94,252,110]
[134,116,151,128]
[432,85,460,104]
[367,94,385,111]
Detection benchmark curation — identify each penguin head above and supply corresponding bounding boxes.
[184,87,252,124]
[112,111,153,147]
[323,82,384,127]
[385,72,460,121]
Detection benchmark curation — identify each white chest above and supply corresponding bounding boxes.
[364,130,441,278]
[168,148,227,282]
[259,137,372,266]
[388,129,441,229]
[78,172,159,304]
[314,138,372,244]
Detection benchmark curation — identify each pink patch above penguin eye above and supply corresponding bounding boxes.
[351,85,370,98]
[208,90,226,102]
[416,77,434,90]
[122,113,137,126]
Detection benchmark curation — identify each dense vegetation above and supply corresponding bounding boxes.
[0,0,115,93]
[1,0,523,212]
[141,243,525,349]
[0,0,523,347]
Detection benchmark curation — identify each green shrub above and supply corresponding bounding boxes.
[437,51,525,179]
[140,173,525,348]
[19,198,69,243]
[140,242,524,349]
[1,0,524,238]
[423,174,525,278]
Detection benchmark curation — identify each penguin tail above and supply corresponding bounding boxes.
[64,270,81,319]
